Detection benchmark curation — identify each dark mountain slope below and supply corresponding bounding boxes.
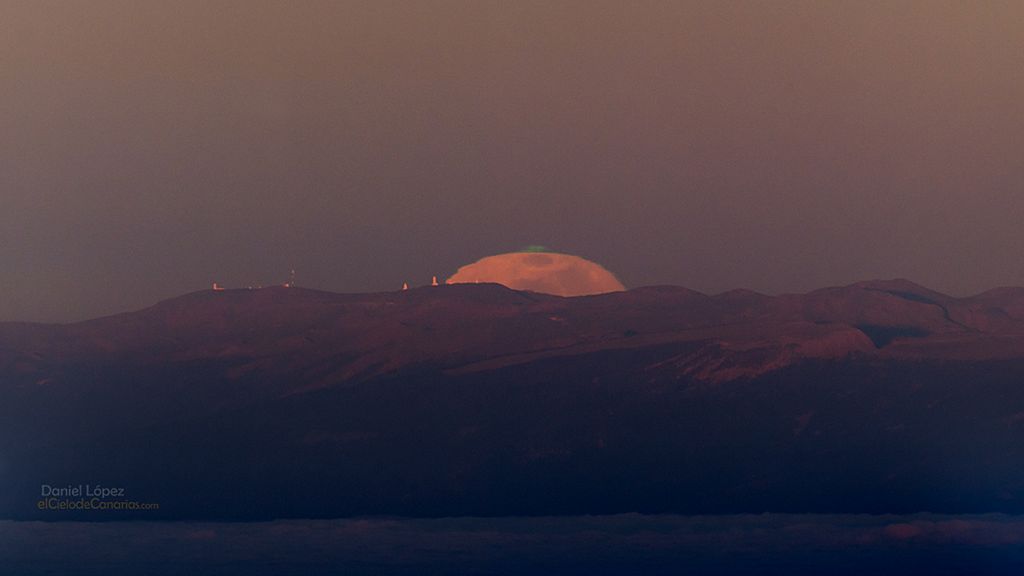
[3,281,1024,519]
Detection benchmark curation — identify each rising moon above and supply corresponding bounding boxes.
[447,250,625,297]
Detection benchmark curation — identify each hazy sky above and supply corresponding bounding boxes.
[2,1,1023,322]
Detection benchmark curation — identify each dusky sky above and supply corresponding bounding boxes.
[2,1,1022,321]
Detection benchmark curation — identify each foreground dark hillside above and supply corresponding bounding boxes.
[3,281,1024,519]
[7,514,1024,576]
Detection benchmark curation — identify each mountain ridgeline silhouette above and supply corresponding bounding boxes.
[3,279,1024,519]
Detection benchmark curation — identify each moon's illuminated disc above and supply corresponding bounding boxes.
[446,251,625,297]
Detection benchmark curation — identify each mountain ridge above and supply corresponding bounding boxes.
[5,280,1024,519]
[5,279,1024,389]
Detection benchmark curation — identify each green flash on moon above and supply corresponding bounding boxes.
[447,250,625,297]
